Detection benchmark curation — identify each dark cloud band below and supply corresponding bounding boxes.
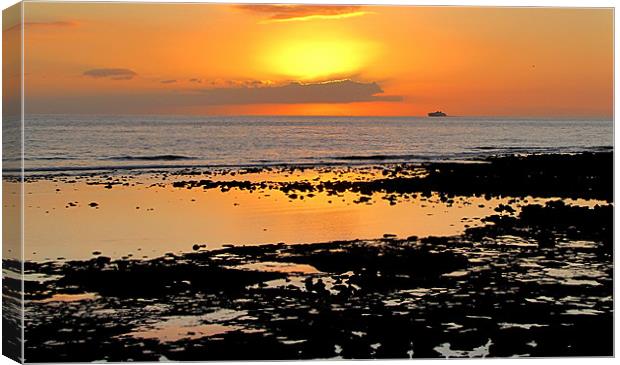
[197,79,402,105]
[26,79,402,113]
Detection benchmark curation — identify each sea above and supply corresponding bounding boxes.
[4,115,614,173]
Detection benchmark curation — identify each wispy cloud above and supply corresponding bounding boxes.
[83,68,137,80]
[205,79,275,88]
[235,4,371,23]
[160,79,177,84]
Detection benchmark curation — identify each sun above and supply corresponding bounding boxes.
[265,39,372,81]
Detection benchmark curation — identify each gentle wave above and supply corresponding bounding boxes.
[331,154,424,161]
[3,156,78,161]
[103,155,196,161]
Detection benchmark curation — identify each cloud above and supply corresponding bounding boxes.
[160,79,177,84]
[208,79,274,88]
[25,79,402,114]
[189,78,202,83]
[83,68,137,80]
[235,4,370,23]
[196,79,402,105]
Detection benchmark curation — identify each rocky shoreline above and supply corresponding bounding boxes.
[168,152,613,202]
[3,152,613,360]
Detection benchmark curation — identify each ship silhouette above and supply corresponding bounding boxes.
[428,111,447,117]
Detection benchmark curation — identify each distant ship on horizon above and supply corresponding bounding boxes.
[428,111,447,117]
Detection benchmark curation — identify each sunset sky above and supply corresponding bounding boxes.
[9,2,614,117]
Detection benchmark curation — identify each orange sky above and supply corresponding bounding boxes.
[10,3,614,117]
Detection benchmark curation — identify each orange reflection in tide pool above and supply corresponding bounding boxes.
[20,172,600,262]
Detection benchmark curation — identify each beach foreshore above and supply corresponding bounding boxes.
[3,151,613,360]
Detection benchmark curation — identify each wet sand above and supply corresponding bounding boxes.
[3,151,613,360]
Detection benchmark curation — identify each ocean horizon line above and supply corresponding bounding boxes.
[22,113,614,121]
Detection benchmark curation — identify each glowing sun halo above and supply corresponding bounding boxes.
[266,39,372,80]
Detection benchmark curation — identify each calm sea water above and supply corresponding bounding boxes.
[9,115,614,173]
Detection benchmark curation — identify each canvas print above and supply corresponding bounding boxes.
[2,1,614,362]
